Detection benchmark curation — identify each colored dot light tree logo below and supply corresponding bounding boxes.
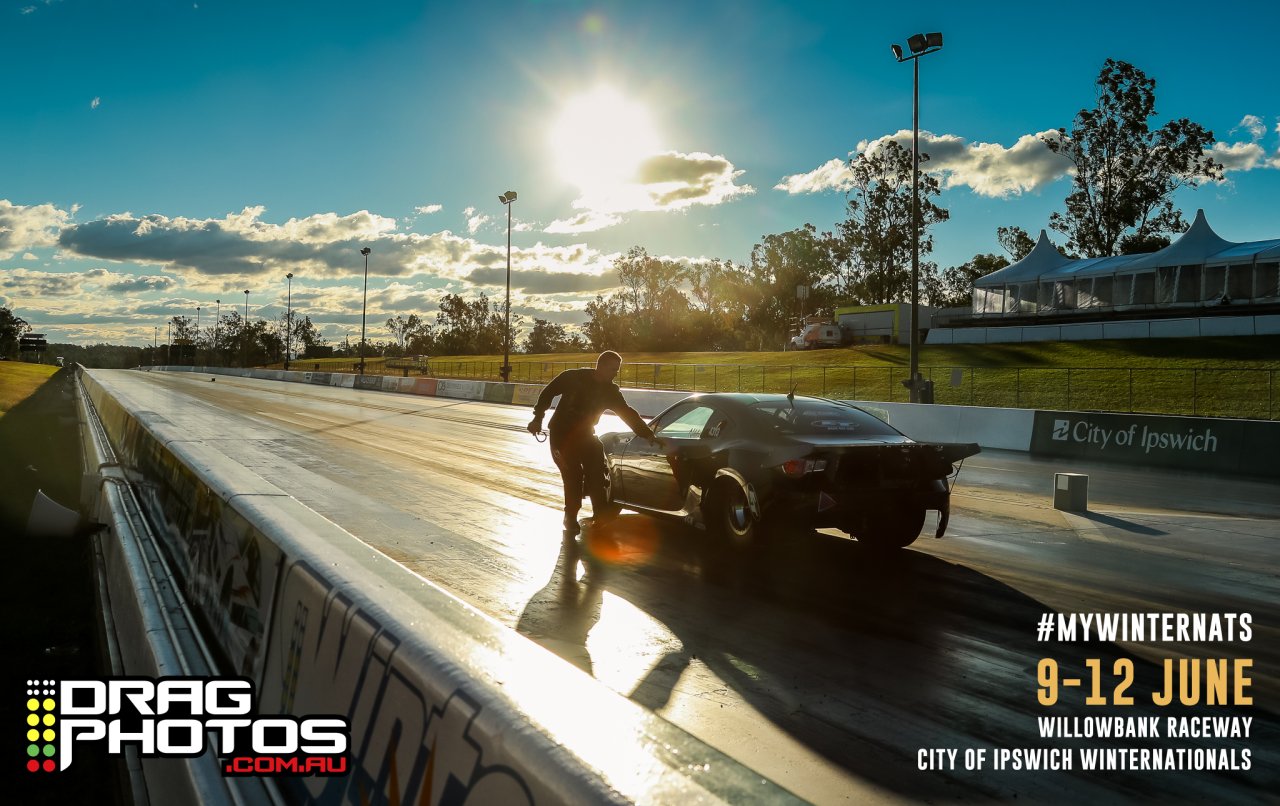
[25,680,58,773]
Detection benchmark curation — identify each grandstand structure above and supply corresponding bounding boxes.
[931,210,1280,344]
[972,210,1279,317]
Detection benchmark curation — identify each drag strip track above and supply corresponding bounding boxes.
[107,370,1280,804]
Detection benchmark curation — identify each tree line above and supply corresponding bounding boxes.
[3,60,1220,363]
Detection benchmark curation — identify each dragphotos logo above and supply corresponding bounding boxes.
[1050,417,1219,455]
[33,677,348,776]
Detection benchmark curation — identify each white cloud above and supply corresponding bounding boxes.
[464,267,619,294]
[0,268,177,298]
[545,210,623,234]
[1231,115,1265,140]
[55,205,621,294]
[1,269,85,297]
[773,158,854,195]
[0,199,74,259]
[552,150,754,233]
[1210,141,1266,173]
[414,204,442,215]
[463,207,490,234]
[777,130,1072,198]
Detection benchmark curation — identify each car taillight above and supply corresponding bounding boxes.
[779,458,827,476]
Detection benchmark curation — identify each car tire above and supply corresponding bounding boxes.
[595,468,622,522]
[700,479,762,586]
[855,506,926,550]
[709,478,757,550]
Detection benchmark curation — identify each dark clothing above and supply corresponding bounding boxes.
[533,368,653,438]
[550,428,609,520]
[534,368,655,523]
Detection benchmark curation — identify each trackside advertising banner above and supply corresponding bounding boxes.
[1030,410,1280,477]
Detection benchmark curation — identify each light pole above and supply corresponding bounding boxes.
[153,326,158,364]
[215,299,221,366]
[284,272,294,371]
[498,190,517,382]
[243,289,250,368]
[196,306,201,365]
[891,31,942,403]
[359,247,371,375]
[167,320,172,365]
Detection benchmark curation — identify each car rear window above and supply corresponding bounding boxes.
[748,400,900,436]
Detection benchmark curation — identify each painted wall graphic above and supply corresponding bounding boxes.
[261,561,538,806]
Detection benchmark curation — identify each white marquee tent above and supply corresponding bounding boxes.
[972,211,1280,317]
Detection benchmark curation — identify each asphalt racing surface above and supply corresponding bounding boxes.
[97,370,1279,804]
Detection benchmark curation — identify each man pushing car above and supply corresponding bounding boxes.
[527,351,659,536]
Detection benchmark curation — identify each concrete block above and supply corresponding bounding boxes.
[985,327,1023,343]
[1060,323,1104,341]
[926,328,955,344]
[1103,321,1150,339]
[950,328,987,344]
[1256,315,1280,335]
[1022,326,1062,342]
[1200,317,1255,337]
[1150,319,1198,339]
[1054,472,1088,512]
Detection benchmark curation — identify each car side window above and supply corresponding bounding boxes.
[650,403,695,433]
[655,405,715,439]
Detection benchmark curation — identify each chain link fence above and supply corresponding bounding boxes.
[290,359,1278,420]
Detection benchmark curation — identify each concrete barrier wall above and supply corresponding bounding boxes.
[82,368,794,804]
[149,366,1273,469]
[843,401,1036,451]
[1029,409,1280,477]
[436,378,485,400]
[933,313,1277,343]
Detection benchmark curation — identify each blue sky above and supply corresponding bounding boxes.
[3,0,1278,346]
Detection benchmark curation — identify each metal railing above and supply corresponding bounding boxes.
[279,359,1278,420]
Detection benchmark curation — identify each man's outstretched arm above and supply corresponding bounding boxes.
[528,372,569,433]
[607,388,656,441]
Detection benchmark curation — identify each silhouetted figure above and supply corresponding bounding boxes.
[528,351,657,536]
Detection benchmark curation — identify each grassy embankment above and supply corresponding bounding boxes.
[0,363,112,802]
[276,336,1280,419]
[0,360,59,413]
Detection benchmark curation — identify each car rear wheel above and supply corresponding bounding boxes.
[710,479,757,549]
[853,506,926,550]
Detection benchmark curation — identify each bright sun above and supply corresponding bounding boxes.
[549,87,660,192]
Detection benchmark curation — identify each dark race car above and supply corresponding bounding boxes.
[601,392,979,550]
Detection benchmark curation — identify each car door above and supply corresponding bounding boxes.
[617,403,715,513]
[612,402,693,508]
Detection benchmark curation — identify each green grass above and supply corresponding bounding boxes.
[0,360,59,416]
[0,365,113,803]
[267,336,1280,419]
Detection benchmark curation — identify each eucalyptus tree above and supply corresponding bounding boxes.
[836,138,948,306]
[1042,59,1221,257]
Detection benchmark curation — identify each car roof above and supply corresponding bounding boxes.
[677,392,845,410]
